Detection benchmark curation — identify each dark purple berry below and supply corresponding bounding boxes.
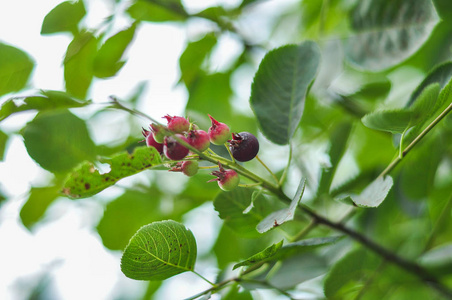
[208,115,230,145]
[187,129,210,152]
[228,132,259,162]
[163,134,189,160]
[142,128,163,153]
[164,115,190,133]
[208,163,239,191]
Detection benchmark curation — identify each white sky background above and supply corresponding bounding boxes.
[0,0,296,299]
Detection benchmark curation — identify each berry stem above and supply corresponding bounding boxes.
[224,142,236,163]
[255,155,279,184]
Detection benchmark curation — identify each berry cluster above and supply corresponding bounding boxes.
[141,114,260,191]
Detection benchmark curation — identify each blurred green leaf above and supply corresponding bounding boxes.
[186,72,232,123]
[22,110,96,173]
[64,31,98,99]
[0,43,34,96]
[222,284,253,300]
[179,34,217,87]
[213,187,273,238]
[317,122,352,196]
[233,240,283,270]
[350,176,393,207]
[97,189,162,250]
[0,90,90,122]
[419,243,452,276]
[256,179,305,233]
[41,1,86,35]
[62,146,163,199]
[344,0,439,71]
[250,42,320,145]
[127,0,188,22]
[93,23,137,78]
[324,248,380,299]
[19,186,60,230]
[0,130,7,161]
[121,220,197,280]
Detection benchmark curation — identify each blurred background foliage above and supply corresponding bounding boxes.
[1,0,452,299]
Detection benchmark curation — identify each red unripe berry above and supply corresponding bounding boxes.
[229,132,259,162]
[208,115,230,145]
[187,130,210,152]
[164,115,190,133]
[142,128,163,153]
[163,134,189,160]
[208,163,239,191]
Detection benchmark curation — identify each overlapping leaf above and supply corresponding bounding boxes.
[250,42,320,145]
[121,220,197,281]
[41,1,85,35]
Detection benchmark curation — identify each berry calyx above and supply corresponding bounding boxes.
[150,123,167,144]
[187,129,210,152]
[163,134,189,160]
[208,163,239,191]
[228,132,259,162]
[164,115,190,133]
[169,160,199,177]
[142,128,163,153]
[208,115,230,145]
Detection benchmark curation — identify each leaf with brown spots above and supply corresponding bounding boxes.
[62,146,163,199]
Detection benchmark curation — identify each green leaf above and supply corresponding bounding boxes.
[93,24,137,78]
[121,220,197,281]
[0,43,34,96]
[0,130,8,161]
[344,0,439,71]
[250,42,320,145]
[233,240,284,270]
[408,62,452,107]
[271,236,342,262]
[127,0,188,22]
[213,187,274,238]
[97,189,162,250]
[324,248,380,299]
[410,83,441,122]
[256,179,305,233]
[361,109,413,134]
[0,90,90,122]
[22,110,96,173]
[179,34,217,87]
[64,32,98,99]
[19,186,60,230]
[419,243,452,276]
[350,176,393,207]
[62,146,163,199]
[41,1,86,35]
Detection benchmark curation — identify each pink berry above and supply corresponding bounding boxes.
[163,134,189,160]
[164,115,190,133]
[208,115,230,145]
[228,132,259,162]
[142,128,163,153]
[208,163,239,191]
[187,129,210,152]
